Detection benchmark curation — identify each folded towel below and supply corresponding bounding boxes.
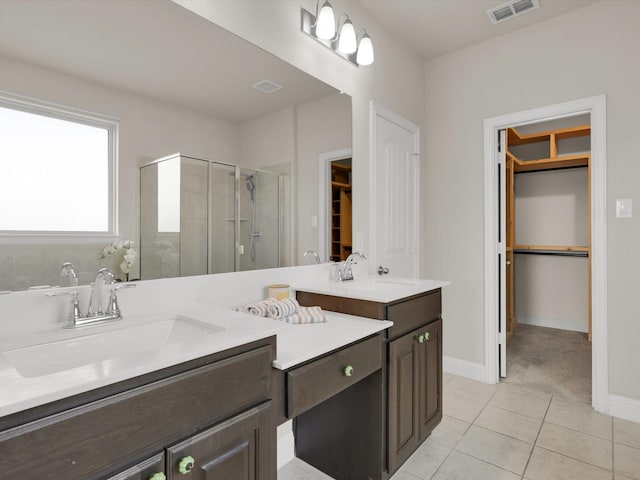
[234,297,326,324]
[234,298,276,317]
[267,297,300,319]
[283,306,327,324]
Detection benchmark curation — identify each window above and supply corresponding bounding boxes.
[0,93,117,236]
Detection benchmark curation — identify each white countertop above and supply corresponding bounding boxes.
[293,277,449,304]
[0,268,448,419]
[0,303,391,417]
[0,304,288,418]
[273,312,392,370]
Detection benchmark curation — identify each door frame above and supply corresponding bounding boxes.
[318,148,352,263]
[483,95,608,413]
[369,101,420,277]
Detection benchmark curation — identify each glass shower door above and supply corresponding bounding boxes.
[208,162,236,273]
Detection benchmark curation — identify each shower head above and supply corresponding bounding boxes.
[245,175,255,193]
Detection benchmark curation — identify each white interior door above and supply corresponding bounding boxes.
[498,129,507,377]
[371,104,419,278]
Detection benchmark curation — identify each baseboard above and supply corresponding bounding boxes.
[517,315,588,333]
[609,394,640,424]
[443,356,488,383]
[276,421,296,469]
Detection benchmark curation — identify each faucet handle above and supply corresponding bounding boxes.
[46,289,84,325]
[108,283,137,292]
[106,283,136,317]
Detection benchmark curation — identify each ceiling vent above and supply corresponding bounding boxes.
[252,80,283,94]
[486,0,540,24]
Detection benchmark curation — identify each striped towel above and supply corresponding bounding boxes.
[234,298,277,317]
[284,306,327,324]
[267,297,300,319]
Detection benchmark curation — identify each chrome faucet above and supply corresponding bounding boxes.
[337,252,366,281]
[60,262,79,287]
[48,265,135,328]
[303,250,321,264]
[87,268,116,317]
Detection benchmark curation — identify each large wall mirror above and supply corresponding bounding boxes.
[0,0,352,292]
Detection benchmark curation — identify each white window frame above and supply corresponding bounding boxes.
[0,91,118,243]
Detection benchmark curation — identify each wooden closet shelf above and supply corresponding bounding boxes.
[331,163,352,172]
[513,154,590,173]
[331,181,352,188]
[513,245,589,257]
[508,124,591,146]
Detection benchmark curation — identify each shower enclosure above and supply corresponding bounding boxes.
[139,153,289,280]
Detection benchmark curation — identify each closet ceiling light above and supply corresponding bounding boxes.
[300,0,374,67]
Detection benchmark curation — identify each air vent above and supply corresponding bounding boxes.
[252,80,283,94]
[486,0,540,24]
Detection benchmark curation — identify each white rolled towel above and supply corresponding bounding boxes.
[267,297,300,319]
[234,298,276,317]
[284,306,327,324]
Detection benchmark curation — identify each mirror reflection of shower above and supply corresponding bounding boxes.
[139,154,290,279]
[243,173,261,262]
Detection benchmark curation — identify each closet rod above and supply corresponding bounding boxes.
[513,249,588,258]
[514,164,589,175]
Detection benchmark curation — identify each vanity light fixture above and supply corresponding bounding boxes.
[337,15,356,54]
[301,0,374,67]
[356,30,374,66]
[315,0,336,39]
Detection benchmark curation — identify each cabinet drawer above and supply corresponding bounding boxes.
[0,345,272,480]
[287,334,383,418]
[105,452,165,480]
[387,290,441,339]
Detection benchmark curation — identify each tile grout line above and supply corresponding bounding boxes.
[519,391,554,478]
[611,417,615,480]
[430,386,532,478]
[427,379,496,480]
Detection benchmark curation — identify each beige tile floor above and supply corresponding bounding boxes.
[278,373,640,480]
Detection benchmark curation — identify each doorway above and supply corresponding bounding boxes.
[329,158,352,262]
[483,95,608,413]
[502,114,592,403]
[318,148,352,263]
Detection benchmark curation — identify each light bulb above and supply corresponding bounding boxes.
[338,19,357,54]
[356,32,374,66]
[315,1,336,40]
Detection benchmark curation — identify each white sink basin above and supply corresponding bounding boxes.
[3,315,225,378]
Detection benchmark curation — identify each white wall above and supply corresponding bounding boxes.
[0,53,239,289]
[172,0,426,268]
[423,1,640,401]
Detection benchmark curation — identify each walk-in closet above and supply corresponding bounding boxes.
[503,114,592,403]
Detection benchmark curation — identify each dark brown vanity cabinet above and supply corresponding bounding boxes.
[166,401,271,480]
[0,338,276,480]
[388,318,442,473]
[296,288,443,478]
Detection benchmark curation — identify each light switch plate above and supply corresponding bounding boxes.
[311,215,318,227]
[616,198,632,218]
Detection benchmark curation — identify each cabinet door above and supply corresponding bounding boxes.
[166,401,273,480]
[387,331,420,473]
[105,453,165,480]
[418,319,442,442]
